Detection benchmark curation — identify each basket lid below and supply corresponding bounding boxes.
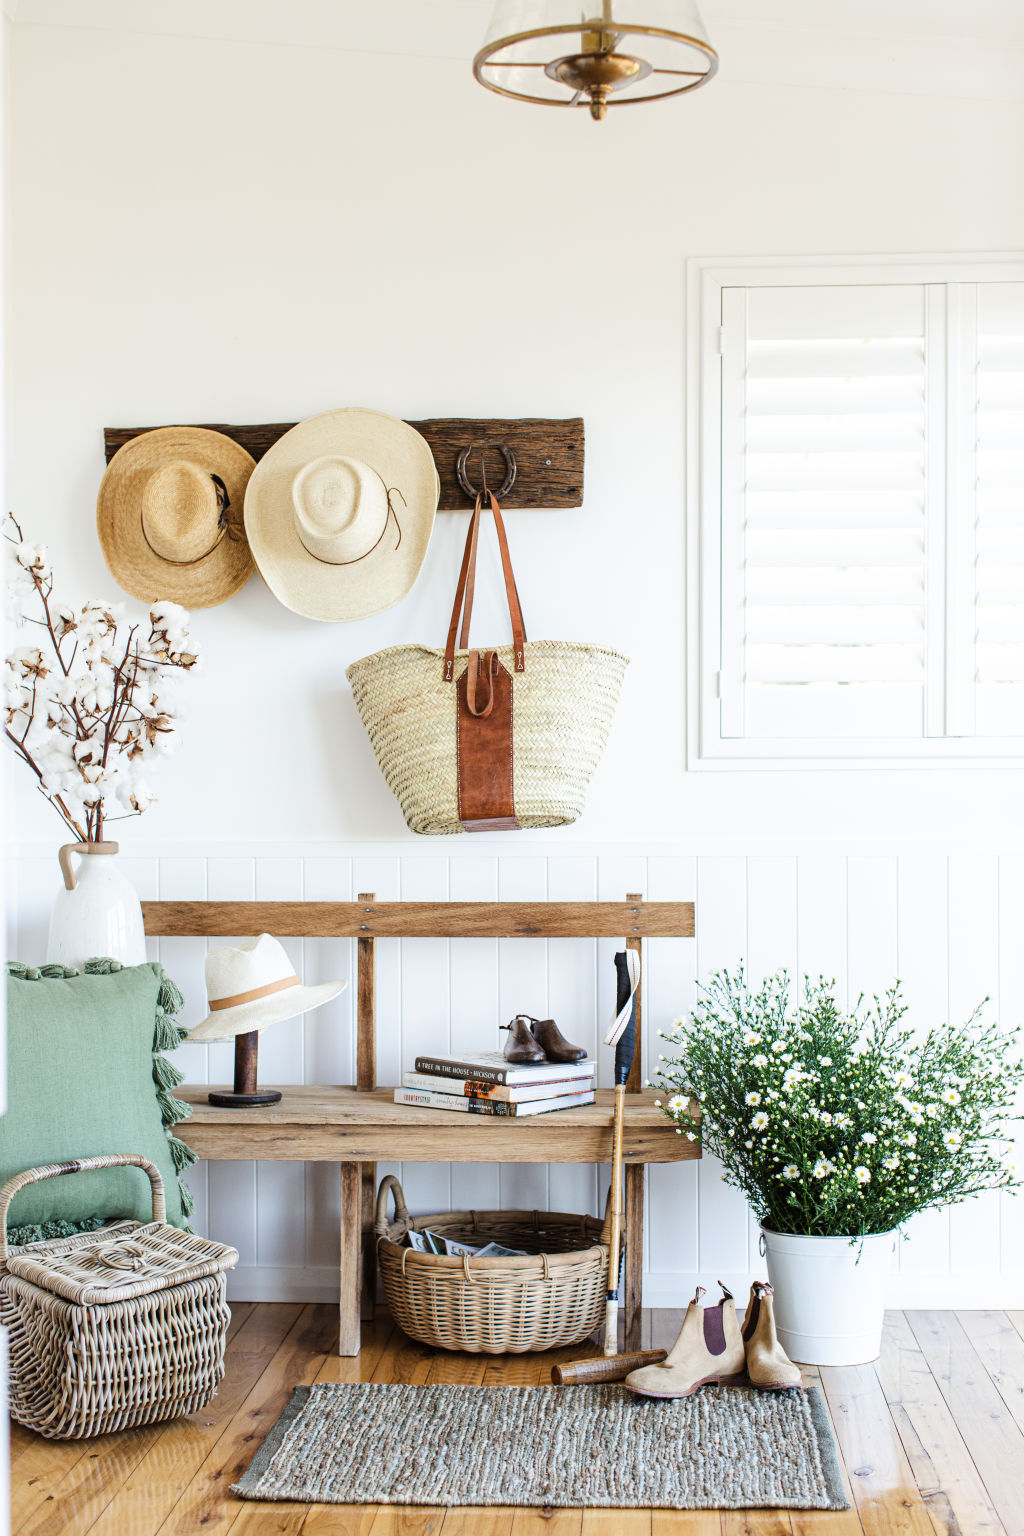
[4,1221,238,1304]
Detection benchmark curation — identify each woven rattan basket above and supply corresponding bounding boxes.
[375,1174,612,1354]
[0,1154,238,1439]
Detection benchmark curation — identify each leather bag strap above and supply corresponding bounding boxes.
[443,491,527,682]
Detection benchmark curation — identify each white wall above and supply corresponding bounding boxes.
[5,5,1024,1305]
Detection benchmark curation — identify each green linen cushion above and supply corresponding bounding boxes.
[1,959,198,1241]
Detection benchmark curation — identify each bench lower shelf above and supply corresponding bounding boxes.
[172,1086,699,1355]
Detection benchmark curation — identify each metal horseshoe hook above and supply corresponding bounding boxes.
[456,441,517,503]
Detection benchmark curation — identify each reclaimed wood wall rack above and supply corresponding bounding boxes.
[104,417,584,510]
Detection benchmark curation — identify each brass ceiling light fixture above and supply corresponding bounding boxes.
[473,1,717,122]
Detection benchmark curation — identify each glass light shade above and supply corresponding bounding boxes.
[474,0,717,118]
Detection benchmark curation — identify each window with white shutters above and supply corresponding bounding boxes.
[691,259,1024,764]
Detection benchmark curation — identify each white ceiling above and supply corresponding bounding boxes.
[6,1,1024,98]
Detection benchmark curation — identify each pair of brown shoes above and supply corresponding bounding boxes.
[624,1281,803,1398]
[501,1015,587,1065]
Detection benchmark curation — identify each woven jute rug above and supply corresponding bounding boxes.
[232,1383,850,1510]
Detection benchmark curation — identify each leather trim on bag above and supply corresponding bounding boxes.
[456,652,519,832]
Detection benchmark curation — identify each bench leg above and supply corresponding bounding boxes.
[624,1163,645,1352]
[339,1162,362,1356]
[360,1160,376,1321]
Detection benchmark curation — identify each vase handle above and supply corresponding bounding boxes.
[58,843,89,892]
[58,841,119,891]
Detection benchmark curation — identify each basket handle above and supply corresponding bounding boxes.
[598,1184,615,1247]
[374,1174,410,1238]
[0,1154,166,1260]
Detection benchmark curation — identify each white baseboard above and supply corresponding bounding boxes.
[227,1264,1024,1311]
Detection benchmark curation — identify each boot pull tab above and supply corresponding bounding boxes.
[717,1280,734,1301]
[692,1285,706,1306]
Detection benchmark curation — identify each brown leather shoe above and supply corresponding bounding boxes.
[500,1016,546,1064]
[522,1015,587,1064]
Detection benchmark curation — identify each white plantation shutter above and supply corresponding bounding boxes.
[719,283,935,740]
[699,262,1024,760]
[971,282,1024,737]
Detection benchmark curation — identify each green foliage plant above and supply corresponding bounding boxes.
[652,968,1023,1238]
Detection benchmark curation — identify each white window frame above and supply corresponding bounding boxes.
[686,252,1024,769]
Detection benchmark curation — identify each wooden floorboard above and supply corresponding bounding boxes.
[12,1308,1024,1536]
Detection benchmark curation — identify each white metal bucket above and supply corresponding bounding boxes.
[761,1225,896,1365]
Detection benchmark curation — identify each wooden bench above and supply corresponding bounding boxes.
[149,894,698,1355]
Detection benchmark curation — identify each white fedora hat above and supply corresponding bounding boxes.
[187,933,347,1042]
[243,408,439,621]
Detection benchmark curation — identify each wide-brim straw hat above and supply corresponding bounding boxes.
[97,427,257,608]
[186,933,347,1042]
[243,408,439,622]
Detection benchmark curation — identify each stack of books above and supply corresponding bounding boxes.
[394,1051,596,1116]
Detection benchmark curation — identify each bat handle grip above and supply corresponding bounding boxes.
[603,1299,618,1357]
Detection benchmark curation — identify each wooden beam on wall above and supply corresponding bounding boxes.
[104,418,585,510]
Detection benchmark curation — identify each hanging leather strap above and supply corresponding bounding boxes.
[443,490,527,684]
[457,651,519,832]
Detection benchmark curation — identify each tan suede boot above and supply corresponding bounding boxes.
[741,1281,803,1391]
[624,1284,746,1399]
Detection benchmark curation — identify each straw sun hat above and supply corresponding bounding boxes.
[97,427,257,608]
[186,934,347,1043]
[242,408,439,621]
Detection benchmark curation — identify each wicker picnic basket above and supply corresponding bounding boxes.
[0,1154,238,1439]
[375,1174,613,1354]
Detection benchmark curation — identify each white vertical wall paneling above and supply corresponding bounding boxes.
[5,846,1021,1304]
[448,855,500,1212]
[303,855,354,1271]
[205,856,258,1272]
[396,857,451,1216]
[745,858,798,986]
[895,855,952,1277]
[646,855,699,1286]
[997,855,1024,1273]
[694,856,750,1276]
[846,856,899,1003]
[947,853,1002,1275]
[796,858,848,1003]
[546,856,599,1222]
[497,858,549,1212]
[10,857,53,964]
[745,856,799,1266]
[156,857,209,1237]
[252,857,305,1270]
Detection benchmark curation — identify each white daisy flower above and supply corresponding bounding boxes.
[782,1164,799,1180]
[893,1071,913,1088]
[745,1092,762,1106]
[926,1103,943,1119]
[752,1054,769,1069]
[854,1166,871,1184]
[667,1095,688,1113]
[771,1041,786,1053]
[751,1111,769,1131]
[818,1056,833,1068]
[942,1088,962,1106]
[860,1132,877,1145]
[943,1130,963,1152]
[883,1155,900,1170]
[742,1030,762,1047]
[812,1160,829,1179]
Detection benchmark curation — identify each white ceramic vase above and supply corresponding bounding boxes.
[761,1224,897,1365]
[46,841,147,972]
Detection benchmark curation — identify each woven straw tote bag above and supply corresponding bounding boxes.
[347,490,628,835]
